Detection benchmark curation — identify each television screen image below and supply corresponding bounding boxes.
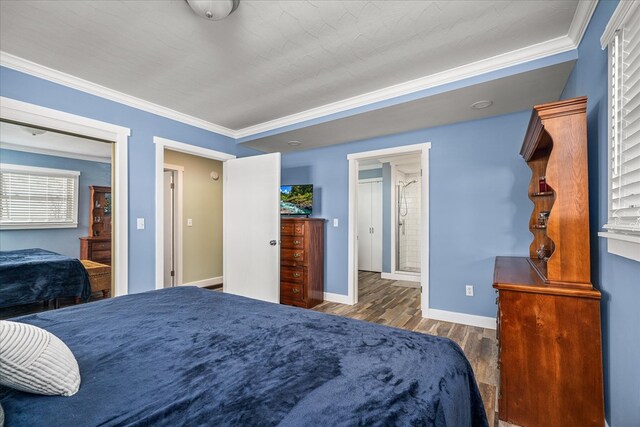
[280,184,313,215]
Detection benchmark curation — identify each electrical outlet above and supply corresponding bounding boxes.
[465,285,474,297]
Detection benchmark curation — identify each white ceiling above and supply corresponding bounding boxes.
[0,122,112,163]
[0,0,582,132]
[242,61,574,153]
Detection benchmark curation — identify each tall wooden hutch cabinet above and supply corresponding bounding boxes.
[493,97,604,427]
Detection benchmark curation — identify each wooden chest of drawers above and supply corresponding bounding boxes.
[280,218,324,309]
[80,236,111,265]
[494,257,604,427]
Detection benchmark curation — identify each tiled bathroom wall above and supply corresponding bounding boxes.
[397,171,421,273]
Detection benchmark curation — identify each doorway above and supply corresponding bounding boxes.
[162,164,183,288]
[161,148,225,289]
[154,137,282,304]
[348,143,430,317]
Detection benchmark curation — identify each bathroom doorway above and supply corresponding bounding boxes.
[391,160,422,281]
[349,143,430,317]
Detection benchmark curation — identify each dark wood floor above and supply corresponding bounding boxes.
[313,271,503,427]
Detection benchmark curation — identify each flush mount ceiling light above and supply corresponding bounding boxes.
[20,126,47,136]
[185,0,239,20]
[287,141,302,147]
[470,100,493,110]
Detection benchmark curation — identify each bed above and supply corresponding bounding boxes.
[0,248,91,308]
[0,287,488,426]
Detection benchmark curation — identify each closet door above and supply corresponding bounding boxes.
[358,182,372,271]
[370,181,383,272]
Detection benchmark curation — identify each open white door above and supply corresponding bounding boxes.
[223,153,281,303]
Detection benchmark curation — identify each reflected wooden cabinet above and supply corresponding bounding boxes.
[88,186,111,238]
[80,186,112,265]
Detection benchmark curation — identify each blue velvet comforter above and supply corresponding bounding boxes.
[0,287,487,426]
[0,249,91,308]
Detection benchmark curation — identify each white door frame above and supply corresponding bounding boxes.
[153,137,235,289]
[0,96,130,297]
[390,164,398,274]
[163,163,184,286]
[347,142,431,314]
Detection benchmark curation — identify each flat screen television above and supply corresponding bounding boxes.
[280,184,313,216]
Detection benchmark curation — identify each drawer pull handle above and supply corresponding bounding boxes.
[295,228,302,233]
[293,273,301,278]
[293,253,301,258]
[294,240,301,245]
[291,288,300,294]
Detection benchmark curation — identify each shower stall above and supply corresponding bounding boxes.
[395,171,421,274]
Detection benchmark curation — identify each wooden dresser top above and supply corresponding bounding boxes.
[493,256,600,299]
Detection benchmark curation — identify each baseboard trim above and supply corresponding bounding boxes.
[181,276,223,288]
[427,308,496,330]
[381,272,421,282]
[323,292,353,305]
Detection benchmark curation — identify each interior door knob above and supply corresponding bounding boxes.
[269,240,277,246]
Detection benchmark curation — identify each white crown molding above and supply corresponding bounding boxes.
[0,141,111,164]
[0,51,236,138]
[568,0,599,46]
[601,0,638,48]
[234,35,577,138]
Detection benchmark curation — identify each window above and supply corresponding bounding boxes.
[0,164,80,229]
[600,1,640,261]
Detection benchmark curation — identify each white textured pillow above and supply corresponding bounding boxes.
[0,320,80,396]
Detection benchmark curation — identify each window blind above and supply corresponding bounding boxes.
[606,5,640,234]
[0,164,80,229]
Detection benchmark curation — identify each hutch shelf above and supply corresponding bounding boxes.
[493,97,604,427]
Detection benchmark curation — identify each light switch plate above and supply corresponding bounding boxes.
[187,218,193,227]
[136,218,145,230]
[333,218,339,227]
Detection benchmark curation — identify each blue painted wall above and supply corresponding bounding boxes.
[0,66,261,294]
[282,111,532,316]
[561,1,640,425]
[0,149,111,258]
